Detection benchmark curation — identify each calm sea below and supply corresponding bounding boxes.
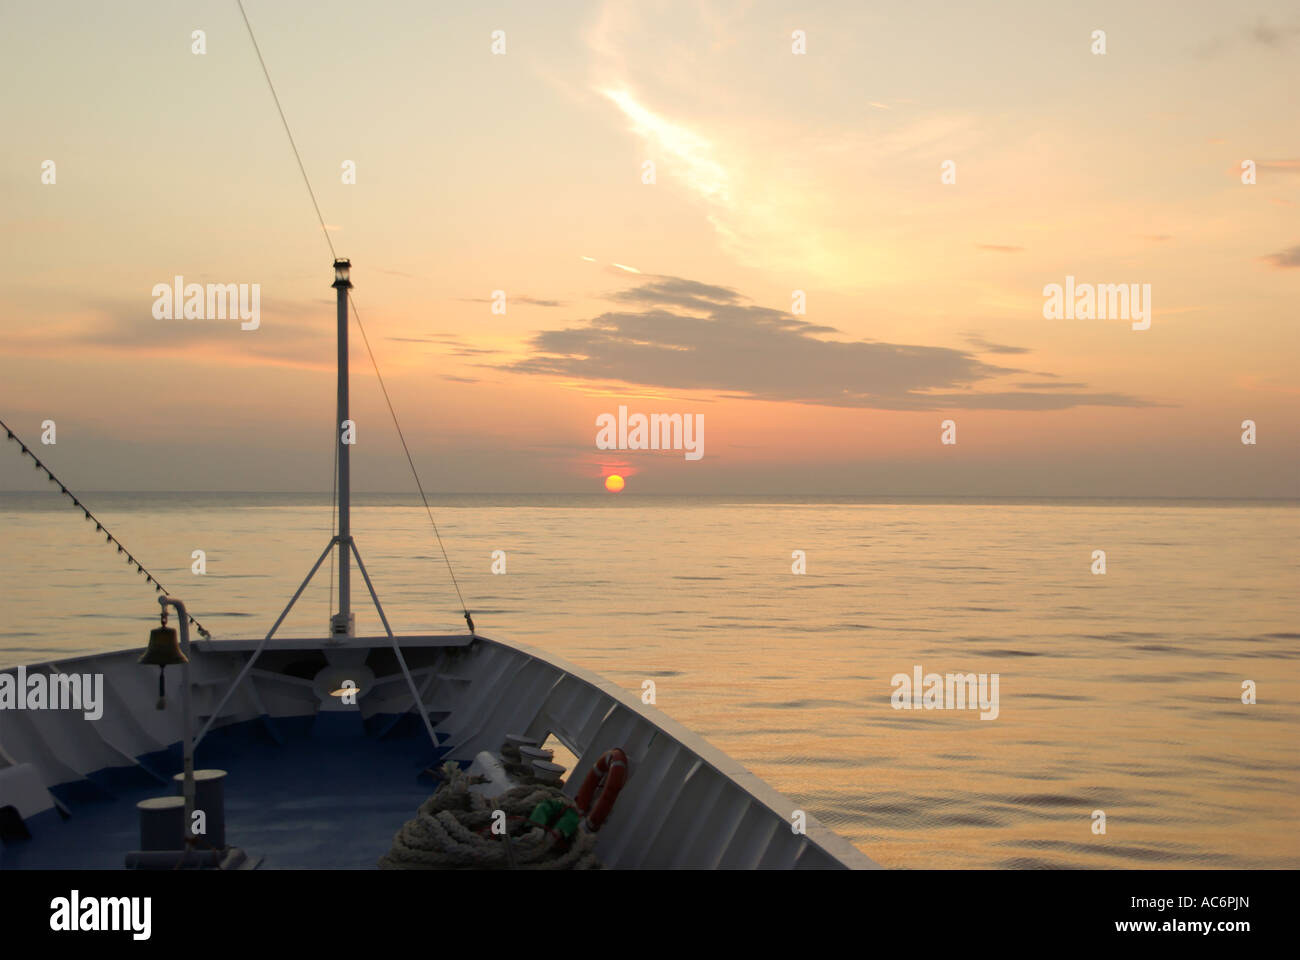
[2,492,1297,869]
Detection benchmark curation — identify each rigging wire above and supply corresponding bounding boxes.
[235,0,341,623]
[347,291,471,622]
[235,0,473,632]
[234,0,335,260]
[0,418,211,640]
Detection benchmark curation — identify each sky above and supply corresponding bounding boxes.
[1,0,1297,495]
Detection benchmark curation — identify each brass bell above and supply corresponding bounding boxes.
[140,626,187,667]
[141,625,187,710]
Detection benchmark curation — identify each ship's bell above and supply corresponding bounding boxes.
[140,626,188,667]
[141,626,187,710]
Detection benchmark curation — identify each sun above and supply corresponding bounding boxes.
[604,474,625,493]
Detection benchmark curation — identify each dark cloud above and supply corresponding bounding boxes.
[500,274,1154,411]
[1260,244,1300,269]
[608,277,743,311]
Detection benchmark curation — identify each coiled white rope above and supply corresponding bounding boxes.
[379,763,601,870]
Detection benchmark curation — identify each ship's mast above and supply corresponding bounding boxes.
[192,259,444,750]
[331,258,353,639]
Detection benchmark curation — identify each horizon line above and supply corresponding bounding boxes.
[1,490,1297,502]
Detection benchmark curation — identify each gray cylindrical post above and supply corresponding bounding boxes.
[136,796,186,851]
[173,768,228,849]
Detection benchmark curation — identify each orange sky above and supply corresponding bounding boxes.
[1,1,1297,495]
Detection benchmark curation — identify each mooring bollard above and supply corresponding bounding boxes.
[135,795,185,851]
[173,768,228,849]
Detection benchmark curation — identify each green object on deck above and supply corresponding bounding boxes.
[554,808,580,837]
[528,798,580,838]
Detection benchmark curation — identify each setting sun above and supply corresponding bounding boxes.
[604,475,625,493]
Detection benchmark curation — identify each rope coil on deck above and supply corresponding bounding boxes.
[378,763,601,870]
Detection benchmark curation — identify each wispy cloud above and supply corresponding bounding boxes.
[1196,16,1300,57]
[389,334,503,357]
[965,335,1030,356]
[602,88,731,206]
[1249,17,1300,48]
[1,298,334,371]
[580,5,988,283]
[458,295,566,307]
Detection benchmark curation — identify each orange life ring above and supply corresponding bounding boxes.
[575,748,628,831]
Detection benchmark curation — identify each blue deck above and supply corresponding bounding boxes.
[0,714,452,869]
